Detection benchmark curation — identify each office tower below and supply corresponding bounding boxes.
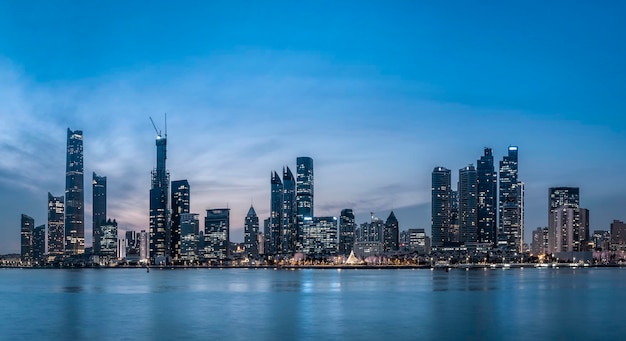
[477,148,497,245]
[33,225,46,264]
[180,213,200,263]
[47,193,65,256]
[296,157,314,245]
[499,146,522,252]
[269,171,283,256]
[459,165,478,244]
[547,187,588,253]
[244,206,259,259]
[92,172,107,255]
[407,228,428,254]
[339,209,356,255]
[531,227,549,256]
[300,216,337,256]
[262,218,270,256]
[358,213,385,242]
[204,208,230,261]
[593,230,611,251]
[171,180,190,261]
[384,211,399,252]
[139,230,149,261]
[125,231,137,249]
[149,128,170,260]
[449,190,459,243]
[99,219,118,257]
[610,220,626,249]
[282,167,297,254]
[431,167,451,247]
[65,128,84,255]
[20,214,34,263]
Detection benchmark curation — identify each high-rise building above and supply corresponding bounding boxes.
[262,218,270,256]
[296,157,314,246]
[282,167,297,254]
[339,209,356,255]
[300,216,337,257]
[592,230,611,251]
[33,225,46,264]
[549,187,580,212]
[269,171,283,256]
[610,220,626,249]
[244,206,259,259]
[547,187,588,253]
[20,214,34,263]
[65,128,84,255]
[100,219,118,257]
[499,146,522,252]
[139,230,149,262]
[92,172,107,255]
[149,129,170,260]
[180,213,200,262]
[204,208,230,261]
[407,228,429,254]
[530,227,549,256]
[431,167,452,247]
[171,180,190,261]
[459,164,478,244]
[47,193,65,256]
[384,211,399,252]
[449,190,459,243]
[477,148,497,245]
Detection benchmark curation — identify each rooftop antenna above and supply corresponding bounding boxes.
[149,117,162,137]
[164,112,167,138]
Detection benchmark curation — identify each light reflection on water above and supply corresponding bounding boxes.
[1,268,625,340]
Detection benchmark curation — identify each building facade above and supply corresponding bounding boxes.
[281,167,297,254]
[432,167,452,247]
[269,171,283,256]
[296,157,314,248]
[477,148,497,245]
[100,219,118,257]
[149,131,170,260]
[384,211,399,252]
[47,193,65,256]
[204,208,230,261]
[459,164,478,244]
[244,206,259,259]
[339,208,356,256]
[20,214,34,263]
[301,217,337,257]
[180,213,200,262]
[171,180,190,261]
[499,146,522,252]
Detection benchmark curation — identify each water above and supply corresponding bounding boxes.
[1,267,624,340]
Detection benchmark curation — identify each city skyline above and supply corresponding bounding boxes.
[1,2,626,253]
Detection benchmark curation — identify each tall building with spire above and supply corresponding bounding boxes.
[47,193,65,256]
[459,164,478,244]
[282,167,297,254]
[244,205,259,259]
[171,180,190,261]
[477,148,497,246]
[296,156,314,248]
[65,128,84,255]
[499,146,522,252]
[269,171,283,256]
[92,172,107,255]
[432,167,451,247]
[149,125,170,260]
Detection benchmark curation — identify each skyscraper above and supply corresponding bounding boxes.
[296,157,314,247]
[99,219,118,257]
[459,164,478,244]
[204,208,230,261]
[171,180,190,261]
[431,167,452,247]
[269,171,283,256]
[149,128,170,261]
[47,193,65,256]
[300,216,338,256]
[477,148,497,246]
[244,206,259,259]
[65,128,84,255]
[20,214,34,263]
[499,146,522,252]
[33,225,46,264]
[547,187,588,253]
[180,213,200,263]
[92,172,107,255]
[282,167,297,254]
[339,208,356,255]
[384,211,399,252]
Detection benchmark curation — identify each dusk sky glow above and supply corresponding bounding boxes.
[1,1,625,253]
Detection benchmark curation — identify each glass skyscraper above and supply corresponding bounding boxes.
[204,208,230,261]
[20,214,34,263]
[499,146,522,252]
[339,208,356,256]
[384,211,399,251]
[282,167,296,254]
[459,164,478,244]
[269,171,283,256]
[47,193,65,256]
[65,128,84,255]
[33,224,46,264]
[431,167,451,247]
[296,157,314,248]
[477,148,497,246]
[171,179,190,262]
[92,172,107,255]
[244,206,259,259]
[149,131,170,260]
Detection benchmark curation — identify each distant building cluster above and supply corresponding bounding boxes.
[14,129,625,267]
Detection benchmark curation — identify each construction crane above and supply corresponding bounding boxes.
[149,116,162,138]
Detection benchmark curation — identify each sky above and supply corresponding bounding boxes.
[0,1,625,253]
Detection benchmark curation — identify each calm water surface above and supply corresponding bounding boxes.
[1,267,624,340]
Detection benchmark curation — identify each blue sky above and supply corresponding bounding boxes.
[0,1,625,253]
